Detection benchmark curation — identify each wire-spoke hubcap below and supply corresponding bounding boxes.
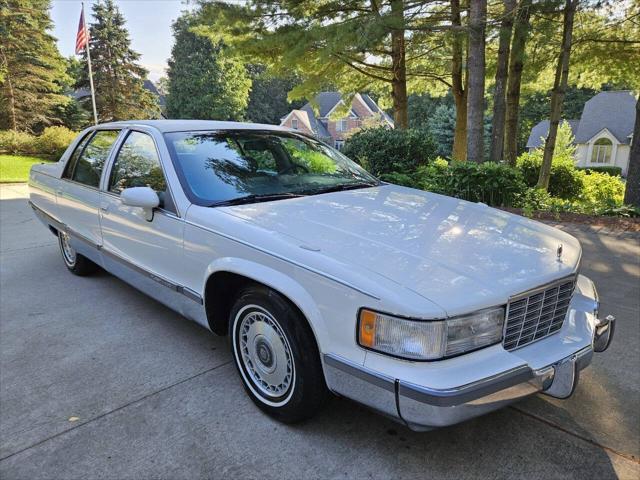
[237,307,294,400]
[60,231,76,265]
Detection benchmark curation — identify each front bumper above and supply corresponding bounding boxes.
[323,278,615,431]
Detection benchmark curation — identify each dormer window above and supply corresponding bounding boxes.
[291,118,299,130]
[591,138,612,164]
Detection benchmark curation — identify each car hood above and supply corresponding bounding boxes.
[221,184,581,316]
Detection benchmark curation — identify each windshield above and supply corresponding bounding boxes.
[164,130,379,206]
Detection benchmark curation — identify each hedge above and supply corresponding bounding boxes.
[0,127,77,159]
[577,166,623,177]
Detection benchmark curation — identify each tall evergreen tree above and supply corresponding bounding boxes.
[245,65,304,124]
[0,0,70,132]
[166,13,250,120]
[78,0,159,122]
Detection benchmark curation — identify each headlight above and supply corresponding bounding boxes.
[357,307,505,360]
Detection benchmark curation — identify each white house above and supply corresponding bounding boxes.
[526,91,636,176]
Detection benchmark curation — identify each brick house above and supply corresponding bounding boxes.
[279,92,394,149]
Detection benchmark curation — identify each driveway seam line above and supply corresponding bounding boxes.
[0,360,233,463]
[510,406,639,464]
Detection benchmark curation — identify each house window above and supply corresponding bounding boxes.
[336,119,348,132]
[591,138,612,164]
[291,118,299,130]
[334,140,345,150]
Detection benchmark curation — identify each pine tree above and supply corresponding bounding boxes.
[0,0,70,132]
[79,0,159,122]
[166,13,250,121]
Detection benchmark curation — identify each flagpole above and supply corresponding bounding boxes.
[82,3,98,125]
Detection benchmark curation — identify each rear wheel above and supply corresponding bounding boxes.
[229,286,328,423]
[58,231,98,276]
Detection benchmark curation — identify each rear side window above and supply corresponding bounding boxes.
[62,133,92,179]
[72,130,120,188]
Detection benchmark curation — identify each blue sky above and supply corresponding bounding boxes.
[51,0,192,81]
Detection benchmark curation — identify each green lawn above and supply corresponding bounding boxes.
[0,154,54,183]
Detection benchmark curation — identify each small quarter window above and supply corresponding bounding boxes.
[72,130,120,187]
[62,133,92,179]
[109,131,168,200]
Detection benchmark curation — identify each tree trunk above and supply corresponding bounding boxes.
[623,99,640,207]
[390,0,408,129]
[0,48,17,131]
[451,0,467,160]
[503,0,532,166]
[489,0,517,162]
[536,0,578,190]
[466,0,487,163]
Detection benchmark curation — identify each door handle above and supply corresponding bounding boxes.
[100,203,110,214]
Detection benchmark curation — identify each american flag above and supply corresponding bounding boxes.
[75,7,89,55]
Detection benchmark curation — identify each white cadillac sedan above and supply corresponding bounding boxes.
[28,120,615,430]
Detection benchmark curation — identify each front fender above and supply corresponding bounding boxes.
[203,257,328,353]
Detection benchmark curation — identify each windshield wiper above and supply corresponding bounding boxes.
[304,182,379,196]
[209,192,305,207]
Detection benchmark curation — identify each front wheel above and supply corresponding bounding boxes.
[58,231,98,276]
[229,286,328,423]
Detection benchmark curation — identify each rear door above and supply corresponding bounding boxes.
[57,129,121,258]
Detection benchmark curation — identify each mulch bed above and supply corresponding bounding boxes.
[500,208,640,233]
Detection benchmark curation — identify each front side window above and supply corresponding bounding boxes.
[109,131,167,195]
[72,130,120,187]
[164,130,378,206]
[591,138,612,164]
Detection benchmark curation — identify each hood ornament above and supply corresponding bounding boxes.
[556,243,563,262]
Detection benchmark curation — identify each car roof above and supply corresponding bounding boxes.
[95,119,294,134]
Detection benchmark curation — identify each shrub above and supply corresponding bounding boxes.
[342,127,437,176]
[516,151,584,200]
[576,171,625,214]
[384,161,526,207]
[36,126,77,158]
[577,166,623,177]
[0,130,38,155]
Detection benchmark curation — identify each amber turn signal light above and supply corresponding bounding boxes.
[359,309,377,347]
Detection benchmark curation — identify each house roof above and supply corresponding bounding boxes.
[574,91,636,144]
[360,94,394,125]
[526,119,579,149]
[300,104,331,138]
[310,92,343,117]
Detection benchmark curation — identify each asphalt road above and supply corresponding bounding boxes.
[1,183,638,480]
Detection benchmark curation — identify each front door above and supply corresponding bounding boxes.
[99,129,187,304]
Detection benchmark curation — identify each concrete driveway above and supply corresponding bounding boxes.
[1,183,638,479]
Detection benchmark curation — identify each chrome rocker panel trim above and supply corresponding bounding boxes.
[29,201,204,306]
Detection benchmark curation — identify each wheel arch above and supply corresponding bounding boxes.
[202,258,327,352]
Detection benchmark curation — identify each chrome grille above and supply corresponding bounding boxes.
[503,277,576,351]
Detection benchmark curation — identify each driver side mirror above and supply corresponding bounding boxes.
[120,187,159,221]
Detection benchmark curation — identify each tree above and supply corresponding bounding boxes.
[0,0,70,132]
[537,0,579,190]
[166,13,250,120]
[624,98,640,208]
[78,0,159,122]
[450,0,468,160]
[245,65,304,124]
[503,0,533,165]
[467,0,487,163]
[198,1,460,130]
[489,0,516,162]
